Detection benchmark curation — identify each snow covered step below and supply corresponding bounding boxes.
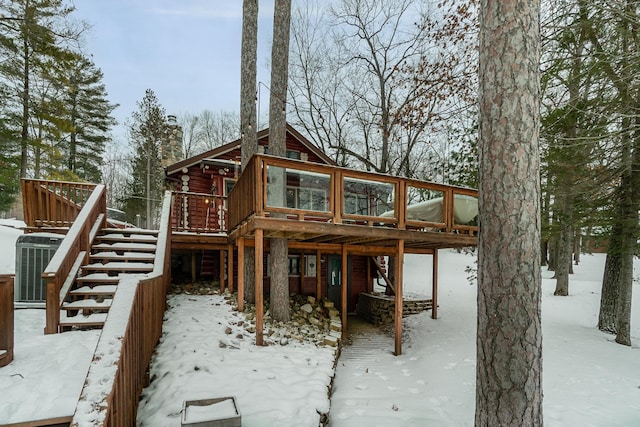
[90,251,156,262]
[70,285,117,296]
[59,311,107,328]
[82,262,154,273]
[76,273,122,285]
[96,233,158,244]
[62,298,112,311]
[101,227,159,236]
[92,242,157,253]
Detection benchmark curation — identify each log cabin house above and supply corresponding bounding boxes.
[5,123,478,425]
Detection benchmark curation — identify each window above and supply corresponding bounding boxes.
[344,192,370,215]
[288,256,300,276]
[224,179,236,196]
[286,187,327,211]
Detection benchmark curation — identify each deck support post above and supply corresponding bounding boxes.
[219,250,226,292]
[432,249,438,319]
[316,250,322,301]
[191,253,196,283]
[227,244,234,293]
[394,239,405,356]
[237,238,245,312]
[341,244,348,337]
[255,229,264,346]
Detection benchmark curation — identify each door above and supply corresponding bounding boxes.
[327,255,352,311]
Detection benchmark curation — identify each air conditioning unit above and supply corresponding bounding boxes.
[15,233,64,304]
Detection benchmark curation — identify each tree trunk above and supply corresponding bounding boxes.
[476,0,543,425]
[268,0,292,322]
[554,194,574,296]
[240,0,259,305]
[599,220,623,334]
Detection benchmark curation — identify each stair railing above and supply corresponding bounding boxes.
[72,191,172,426]
[42,184,107,334]
[0,275,14,367]
[21,179,97,228]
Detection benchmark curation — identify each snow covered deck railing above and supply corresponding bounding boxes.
[227,154,479,236]
[21,179,98,228]
[39,184,107,334]
[0,275,14,368]
[72,191,172,426]
[171,191,227,233]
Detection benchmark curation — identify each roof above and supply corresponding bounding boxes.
[165,123,335,176]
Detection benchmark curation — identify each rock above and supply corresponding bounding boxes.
[323,300,334,309]
[225,327,233,334]
[330,320,341,332]
[307,296,316,304]
[280,337,289,346]
[219,341,227,348]
[324,335,339,347]
[300,303,313,314]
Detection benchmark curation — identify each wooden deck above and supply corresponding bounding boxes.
[171,154,478,253]
[225,154,478,252]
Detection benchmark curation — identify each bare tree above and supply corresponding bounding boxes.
[268,0,292,322]
[240,0,258,304]
[289,0,477,177]
[475,0,543,424]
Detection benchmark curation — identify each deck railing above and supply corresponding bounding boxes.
[171,191,227,233]
[0,275,14,368]
[22,179,97,228]
[38,184,107,334]
[227,154,479,235]
[73,191,172,427]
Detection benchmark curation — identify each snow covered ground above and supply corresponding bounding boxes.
[1,218,639,426]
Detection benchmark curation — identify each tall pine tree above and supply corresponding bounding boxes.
[122,89,167,229]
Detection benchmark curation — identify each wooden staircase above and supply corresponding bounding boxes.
[59,228,159,331]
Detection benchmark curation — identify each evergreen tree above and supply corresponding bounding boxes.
[0,118,20,211]
[122,89,167,229]
[0,0,80,178]
[60,55,117,183]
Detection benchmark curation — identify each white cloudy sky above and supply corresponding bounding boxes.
[72,0,277,139]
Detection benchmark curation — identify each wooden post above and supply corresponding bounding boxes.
[227,244,234,293]
[300,253,305,293]
[341,245,348,337]
[0,275,14,367]
[394,240,405,356]
[316,250,322,301]
[44,277,59,334]
[237,238,245,312]
[219,250,226,292]
[432,249,438,320]
[191,252,196,283]
[255,229,264,346]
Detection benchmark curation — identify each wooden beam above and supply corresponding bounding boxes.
[255,229,264,346]
[394,239,405,356]
[227,244,234,293]
[237,238,244,312]
[432,249,438,320]
[316,249,322,301]
[219,250,225,292]
[341,244,348,339]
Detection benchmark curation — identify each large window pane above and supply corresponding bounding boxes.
[343,177,395,216]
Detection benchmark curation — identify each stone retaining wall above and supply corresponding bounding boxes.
[356,292,433,325]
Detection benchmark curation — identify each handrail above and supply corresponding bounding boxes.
[72,191,172,426]
[171,191,227,233]
[227,154,479,235]
[0,275,14,368]
[21,179,97,228]
[43,184,106,334]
